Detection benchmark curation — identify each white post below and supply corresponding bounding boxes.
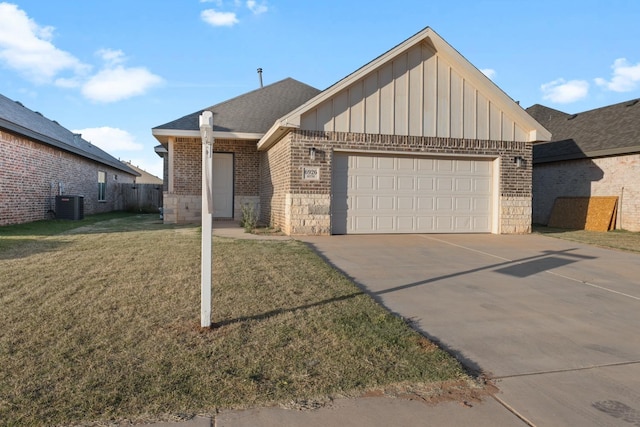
[199,111,214,328]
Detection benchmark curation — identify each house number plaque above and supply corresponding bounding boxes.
[302,166,320,180]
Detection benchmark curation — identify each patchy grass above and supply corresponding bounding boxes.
[0,215,468,426]
[533,225,640,253]
[0,211,136,252]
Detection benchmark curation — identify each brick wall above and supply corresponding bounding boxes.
[0,129,135,226]
[262,130,532,235]
[259,135,292,232]
[533,154,640,231]
[163,137,260,223]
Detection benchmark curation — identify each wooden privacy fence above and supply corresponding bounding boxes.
[120,184,163,213]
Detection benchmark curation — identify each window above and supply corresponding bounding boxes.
[98,171,106,201]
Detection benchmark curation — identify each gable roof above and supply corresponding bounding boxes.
[0,93,137,175]
[122,161,162,184]
[258,26,551,150]
[152,78,321,144]
[528,99,640,164]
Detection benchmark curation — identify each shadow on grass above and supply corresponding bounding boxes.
[213,292,362,328]
[0,238,71,260]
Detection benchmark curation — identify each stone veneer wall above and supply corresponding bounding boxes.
[533,154,640,231]
[0,129,135,225]
[163,138,260,224]
[263,130,533,235]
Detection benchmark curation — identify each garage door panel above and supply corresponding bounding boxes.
[417,197,434,210]
[377,157,395,169]
[436,197,453,210]
[355,196,374,210]
[437,177,453,191]
[356,175,374,189]
[417,177,434,191]
[455,178,473,192]
[332,153,493,234]
[377,176,395,190]
[398,197,415,210]
[475,178,492,192]
[397,216,415,231]
[376,216,395,230]
[455,197,472,211]
[418,158,435,171]
[377,196,395,210]
[398,176,416,190]
[438,159,454,172]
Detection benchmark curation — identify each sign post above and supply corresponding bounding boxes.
[199,111,214,328]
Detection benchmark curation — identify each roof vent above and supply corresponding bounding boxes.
[35,111,43,117]
[626,99,639,107]
[15,101,24,107]
[567,114,578,120]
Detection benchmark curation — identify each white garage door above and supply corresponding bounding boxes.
[332,153,493,234]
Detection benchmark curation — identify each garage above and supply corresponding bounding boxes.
[331,152,494,234]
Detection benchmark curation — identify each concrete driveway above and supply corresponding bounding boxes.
[299,233,640,426]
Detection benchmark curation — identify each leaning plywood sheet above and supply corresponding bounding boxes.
[548,197,618,231]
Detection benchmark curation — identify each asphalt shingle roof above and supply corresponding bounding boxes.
[527,99,640,164]
[153,77,321,133]
[0,93,137,175]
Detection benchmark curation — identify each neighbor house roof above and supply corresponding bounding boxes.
[258,26,551,150]
[152,78,321,144]
[121,161,162,185]
[528,99,640,164]
[0,93,137,175]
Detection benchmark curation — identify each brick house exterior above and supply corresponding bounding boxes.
[153,27,550,235]
[0,94,138,226]
[528,101,640,232]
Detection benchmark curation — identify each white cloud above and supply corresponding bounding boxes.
[72,127,144,151]
[201,9,239,26]
[246,0,268,14]
[541,78,589,103]
[96,48,126,67]
[595,58,640,92]
[0,2,90,83]
[480,68,496,80]
[81,65,164,103]
[0,3,162,103]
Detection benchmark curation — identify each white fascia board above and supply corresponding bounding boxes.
[152,128,263,141]
[257,123,293,151]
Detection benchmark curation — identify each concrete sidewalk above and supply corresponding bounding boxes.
[140,395,526,427]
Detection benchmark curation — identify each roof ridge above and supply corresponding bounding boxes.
[204,77,305,110]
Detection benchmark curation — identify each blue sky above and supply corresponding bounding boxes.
[1,0,639,178]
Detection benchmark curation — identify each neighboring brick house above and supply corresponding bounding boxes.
[153,27,550,235]
[527,100,640,232]
[0,93,138,226]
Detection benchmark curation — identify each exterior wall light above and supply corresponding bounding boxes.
[309,147,316,161]
[514,156,525,168]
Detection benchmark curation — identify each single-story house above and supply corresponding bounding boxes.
[0,93,138,226]
[153,27,550,235]
[527,100,640,232]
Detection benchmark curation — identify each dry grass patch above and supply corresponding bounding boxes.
[0,215,468,426]
[534,226,640,253]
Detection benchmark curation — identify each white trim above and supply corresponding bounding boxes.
[332,148,498,160]
[153,128,263,141]
[492,158,501,234]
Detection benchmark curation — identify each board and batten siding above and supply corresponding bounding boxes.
[300,42,528,142]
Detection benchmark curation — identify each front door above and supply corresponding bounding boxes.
[213,152,234,218]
